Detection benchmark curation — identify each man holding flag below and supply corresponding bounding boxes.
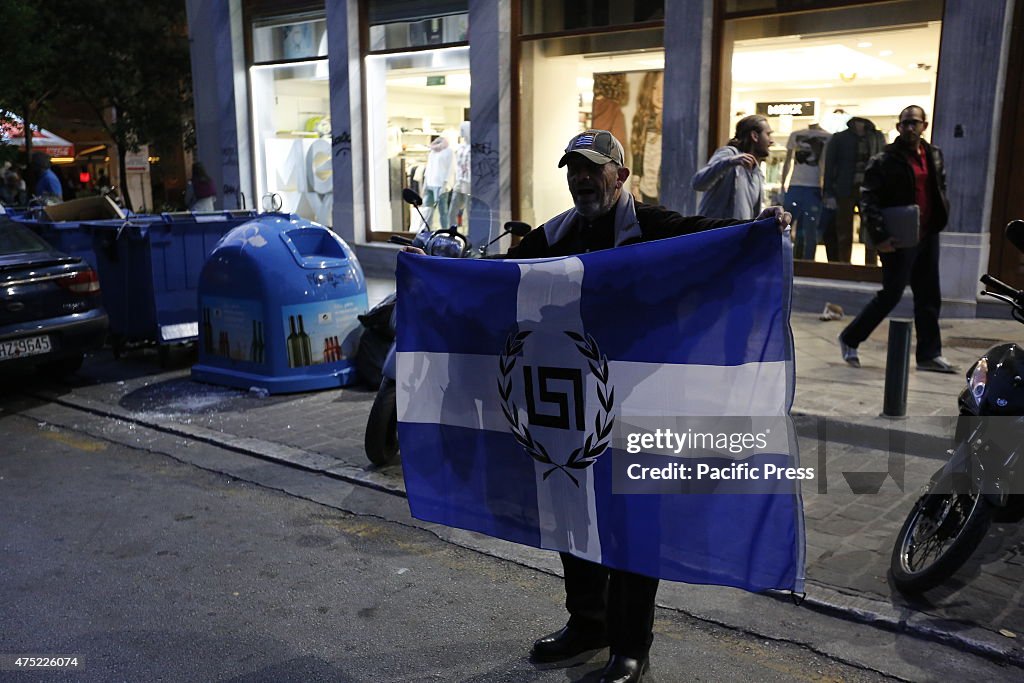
[401,129,794,683]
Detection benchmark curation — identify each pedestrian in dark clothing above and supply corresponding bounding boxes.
[403,129,792,683]
[822,117,885,263]
[838,106,955,373]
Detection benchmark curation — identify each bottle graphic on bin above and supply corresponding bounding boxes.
[287,315,313,367]
[322,335,344,363]
[202,308,214,354]
[256,322,265,363]
[250,320,265,364]
[297,315,312,366]
[287,316,300,367]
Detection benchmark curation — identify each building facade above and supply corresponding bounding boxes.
[186,0,1023,317]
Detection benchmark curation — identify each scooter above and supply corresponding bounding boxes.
[363,189,531,466]
[889,220,1024,593]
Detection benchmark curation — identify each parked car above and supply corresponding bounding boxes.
[0,216,108,376]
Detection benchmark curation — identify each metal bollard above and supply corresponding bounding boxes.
[882,319,912,417]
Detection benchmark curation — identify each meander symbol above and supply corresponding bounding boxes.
[498,330,615,487]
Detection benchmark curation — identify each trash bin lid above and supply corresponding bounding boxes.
[279,223,352,269]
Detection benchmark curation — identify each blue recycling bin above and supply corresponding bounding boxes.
[191,214,367,394]
[86,212,258,355]
[10,215,103,271]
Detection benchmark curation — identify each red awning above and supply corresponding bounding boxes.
[1,116,75,157]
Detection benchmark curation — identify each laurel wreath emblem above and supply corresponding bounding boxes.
[498,330,615,487]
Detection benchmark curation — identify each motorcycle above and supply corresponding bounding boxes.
[363,189,531,466]
[889,220,1024,593]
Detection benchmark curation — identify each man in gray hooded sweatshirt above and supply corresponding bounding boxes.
[692,115,774,220]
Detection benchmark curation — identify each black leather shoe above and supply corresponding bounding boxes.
[529,626,607,663]
[598,655,649,683]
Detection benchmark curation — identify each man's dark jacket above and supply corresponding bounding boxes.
[859,139,949,245]
[508,202,739,258]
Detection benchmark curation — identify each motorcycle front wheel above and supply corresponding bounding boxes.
[890,470,993,594]
[365,377,399,466]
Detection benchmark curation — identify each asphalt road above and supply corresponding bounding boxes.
[0,400,909,683]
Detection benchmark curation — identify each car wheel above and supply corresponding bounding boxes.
[37,354,84,378]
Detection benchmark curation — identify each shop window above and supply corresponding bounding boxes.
[720,0,942,272]
[252,13,328,63]
[364,47,471,236]
[518,28,663,228]
[367,1,468,51]
[725,1,907,13]
[363,2,473,241]
[250,11,332,226]
[521,0,663,35]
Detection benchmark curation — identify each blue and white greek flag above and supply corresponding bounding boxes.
[396,219,805,593]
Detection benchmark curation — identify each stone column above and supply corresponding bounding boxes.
[325,0,364,249]
[468,0,513,250]
[185,0,252,210]
[932,0,1016,316]
[660,0,715,216]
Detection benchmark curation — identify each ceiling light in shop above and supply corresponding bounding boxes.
[732,44,906,84]
[880,50,893,57]
[857,41,873,48]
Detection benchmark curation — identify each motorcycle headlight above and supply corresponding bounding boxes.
[411,228,432,249]
[426,234,466,258]
[968,358,989,403]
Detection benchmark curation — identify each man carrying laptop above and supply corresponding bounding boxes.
[837,105,956,373]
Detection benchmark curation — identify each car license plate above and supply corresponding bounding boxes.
[0,335,52,360]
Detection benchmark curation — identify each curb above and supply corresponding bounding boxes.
[28,389,1023,668]
[786,583,1023,667]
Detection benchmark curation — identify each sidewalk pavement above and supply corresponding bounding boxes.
[22,281,1024,667]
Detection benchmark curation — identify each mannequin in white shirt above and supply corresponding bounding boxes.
[421,135,454,229]
[447,122,472,228]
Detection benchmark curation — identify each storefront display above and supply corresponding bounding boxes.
[722,0,943,267]
[190,0,1017,317]
[250,13,332,226]
[518,28,665,228]
[365,46,470,235]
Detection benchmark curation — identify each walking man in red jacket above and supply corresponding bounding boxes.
[838,105,956,373]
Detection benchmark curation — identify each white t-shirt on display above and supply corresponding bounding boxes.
[786,127,832,188]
